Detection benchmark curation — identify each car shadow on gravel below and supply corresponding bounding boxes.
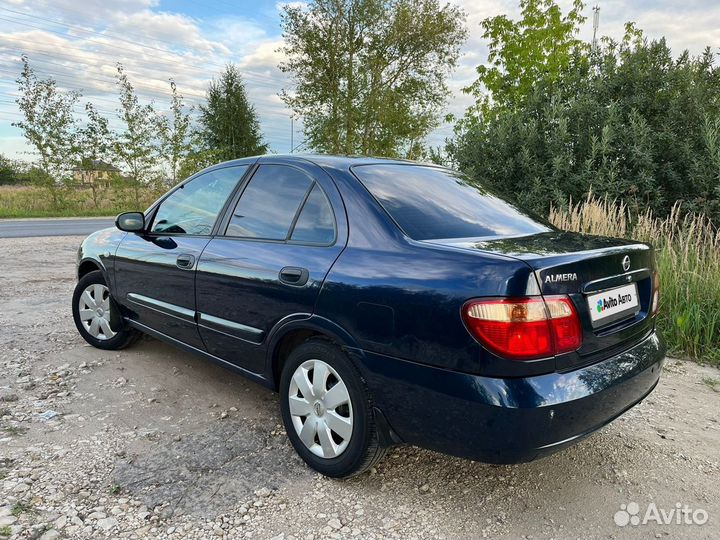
[113,419,310,517]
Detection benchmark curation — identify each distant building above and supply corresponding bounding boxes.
[72,159,120,186]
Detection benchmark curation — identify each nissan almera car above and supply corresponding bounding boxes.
[72,155,665,477]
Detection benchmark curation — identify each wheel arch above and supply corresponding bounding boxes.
[266,315,362,391]
[77,257,106,280]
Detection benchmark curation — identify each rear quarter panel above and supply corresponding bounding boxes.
[314,165,546,376]
[315,242,542,376]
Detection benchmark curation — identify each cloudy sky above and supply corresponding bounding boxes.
[0,0,718,163]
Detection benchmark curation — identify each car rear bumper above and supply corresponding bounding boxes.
[355,331,665,463]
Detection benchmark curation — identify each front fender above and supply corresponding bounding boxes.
[76,227,126,287]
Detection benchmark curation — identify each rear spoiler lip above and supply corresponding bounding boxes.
[422,234,652,262]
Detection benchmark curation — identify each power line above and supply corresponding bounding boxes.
[0,10,283,85]
[0,66,191,103]
[0,44,284,96]
[0,38,286,100]
[0,5,224,58]
[0,57,292,119]
[0,66,288,117]
[0,87,293,125]
[0,10,232,71]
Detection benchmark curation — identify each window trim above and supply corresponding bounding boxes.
[219,163,338,247]
[143,164,254,239]
[287,182,338,246]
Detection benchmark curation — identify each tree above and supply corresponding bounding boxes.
[461,0,587,125]
[114,64,159,205]
[13,55,79,206]
[279,0,466,158]
[451,5,720,222]
[0,154,29,186]
[158,80,193,185]
[197,64,266,162]
[75,103,116,208]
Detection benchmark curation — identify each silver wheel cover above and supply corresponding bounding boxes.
[78,283,116,341]
[288,359,353,458]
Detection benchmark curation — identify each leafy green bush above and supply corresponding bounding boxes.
[452,0,720,223]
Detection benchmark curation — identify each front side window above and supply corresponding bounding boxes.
[352,164,551,241]
[151,166,247,235]
[225,165,313,240]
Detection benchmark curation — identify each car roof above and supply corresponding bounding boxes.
[204,153,434,174]
[274,154,417,169]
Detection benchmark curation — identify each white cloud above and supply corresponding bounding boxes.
[239,38,286,72]
[9,0,159,25]
[275,2,308,11]
[109,11,228,55]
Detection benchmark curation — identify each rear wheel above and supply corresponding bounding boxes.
[280,338,386,478]
[72,270,139,350]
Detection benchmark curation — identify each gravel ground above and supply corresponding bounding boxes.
[0,235,718,540]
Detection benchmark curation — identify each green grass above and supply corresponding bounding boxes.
[0,525,11,537]
[550,197,720,366]
[0,184,163,219]
[11,501,33,517]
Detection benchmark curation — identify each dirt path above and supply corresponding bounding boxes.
[0,236,718,539]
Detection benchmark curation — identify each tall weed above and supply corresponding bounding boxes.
[550,195,720,364]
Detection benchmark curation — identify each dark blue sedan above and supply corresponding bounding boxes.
[73,155,664,477]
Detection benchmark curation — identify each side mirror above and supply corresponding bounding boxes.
[116,212,145,233]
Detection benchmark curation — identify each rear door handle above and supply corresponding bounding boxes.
[176,253,196,270]
[279,266,309,286]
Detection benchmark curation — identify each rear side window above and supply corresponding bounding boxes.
[290,184,336,244]
[352,164,551,240]
[225,165,312,240]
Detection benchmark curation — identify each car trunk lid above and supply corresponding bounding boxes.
[425,231,657,370]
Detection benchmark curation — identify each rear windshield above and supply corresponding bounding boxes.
[352,164,551,240]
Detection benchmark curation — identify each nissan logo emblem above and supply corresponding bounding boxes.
[622,255,631,272]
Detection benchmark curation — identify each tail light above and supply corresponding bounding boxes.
[462,296,583,360]
[651,271,660,317]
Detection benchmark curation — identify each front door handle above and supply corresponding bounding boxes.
[279,266,309,286]
[176,253,196,270]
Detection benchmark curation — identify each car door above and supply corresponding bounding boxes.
[195,161,347,373]
[113,165,250,349]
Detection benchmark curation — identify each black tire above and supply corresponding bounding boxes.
[72,270,139,350]
[280,338,387,478]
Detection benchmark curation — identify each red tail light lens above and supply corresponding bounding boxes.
[463,296,582,360]
[651,271,660,317]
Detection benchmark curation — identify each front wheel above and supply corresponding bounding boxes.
[72,270,139,350]
[280,338,386,478]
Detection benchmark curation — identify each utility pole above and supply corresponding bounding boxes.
[592,5,600,52]
[290,115,294,154]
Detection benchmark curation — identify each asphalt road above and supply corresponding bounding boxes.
[0,217,114,238]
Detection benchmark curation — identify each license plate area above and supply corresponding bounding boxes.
[587,283,640,328]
